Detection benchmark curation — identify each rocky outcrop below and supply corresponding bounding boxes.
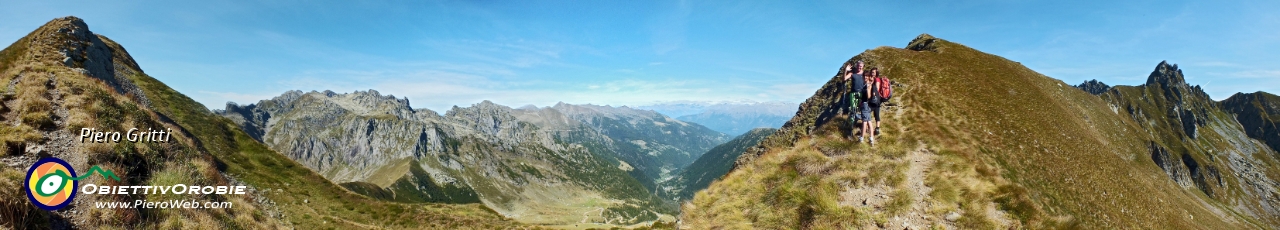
[1075,79,1111,95]
[906,33,940,52]
[1150,142,1192,188]
[1150,61,1209,139]
[1220,92,1280,156]
[1149,141,1223,196]
[34,17,151,106]
[1099,61,1280,224]
[1107,61,1211,140]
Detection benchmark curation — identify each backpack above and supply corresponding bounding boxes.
[868,77,882,104]
[878,77,892,100]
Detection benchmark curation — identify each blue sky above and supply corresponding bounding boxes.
[2,0,1277,112]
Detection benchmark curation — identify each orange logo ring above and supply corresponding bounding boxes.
[25,157,79,211]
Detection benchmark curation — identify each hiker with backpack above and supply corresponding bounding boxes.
[866,68,892,141]
[843,61,870,143]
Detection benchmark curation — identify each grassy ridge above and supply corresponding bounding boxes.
[693,34,1271,228]
[340,159,481,204]
[1,17,285,229]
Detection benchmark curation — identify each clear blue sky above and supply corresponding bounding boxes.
[2,0,1277,112]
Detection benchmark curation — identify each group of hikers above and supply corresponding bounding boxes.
[841,60,892,146]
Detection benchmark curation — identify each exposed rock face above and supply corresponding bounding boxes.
[1110,61,1210,140]
[905,33,939,52]
[1149,141,1220,192]
[1098,61,1280,224]
[1220,92,1280,157]
[217,92,727,224]
[40,16,150,106]
[222,90,433,180]
[1075,79,1111,95]
[1150,142,1189,186]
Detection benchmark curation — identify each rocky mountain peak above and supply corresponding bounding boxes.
[1114,62,1212,139]
[1139,61,1212,107]
[906,33,940,52]
[446,100,506,116]
[1146,60,1186,87]
[343,89,412,111]
[1075,79,1112,95]
[20,16,152,106]
[446,100,525,138]
[40,16,110,78]
[48,16,93,40]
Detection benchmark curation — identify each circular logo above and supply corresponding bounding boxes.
[25,157,79,211]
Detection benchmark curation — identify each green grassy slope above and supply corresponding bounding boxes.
[686,34,1279,229]
[340,159,481,204]
[0,17,521,229]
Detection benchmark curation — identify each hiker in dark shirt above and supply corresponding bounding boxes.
[844,61,869,142]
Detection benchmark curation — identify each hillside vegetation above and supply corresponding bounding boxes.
[684,34,1280,229]
[1,16,520,229]
[662,128,775,201]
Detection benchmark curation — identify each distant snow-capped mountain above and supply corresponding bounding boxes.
[638,101,798,136]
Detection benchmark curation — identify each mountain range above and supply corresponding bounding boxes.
[216,92,728,225]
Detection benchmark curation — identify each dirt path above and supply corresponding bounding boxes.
[887,145,938,230]
[580,207,604,223]
[838,144,940,229]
